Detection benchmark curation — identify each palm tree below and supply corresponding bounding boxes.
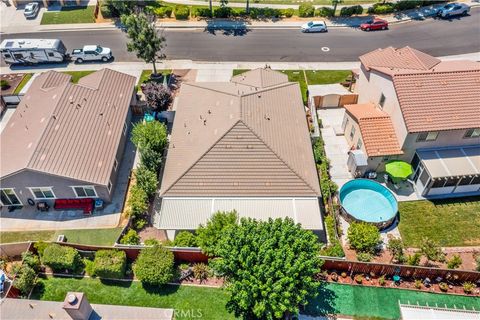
[331,0,342,16]
[246,0,250,14]
[209,0,213,17]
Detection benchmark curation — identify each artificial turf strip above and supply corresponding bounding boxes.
[32,276,234,319]
[305,282,480,319]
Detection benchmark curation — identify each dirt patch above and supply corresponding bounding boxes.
[1,73,26,95]
[139,226,167,242]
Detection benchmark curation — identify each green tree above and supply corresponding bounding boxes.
[173,231,198,247]
[131,121,168,155]
[133,245,174,286]
[104,0,135,16]
[387,238,405,263]
[127,184,148,218]
[196,210,238,256]
[14,266,36,296]
[21,251,41,272]
[447,254,462,269]
[41,244,82,272]
[419,237,443,266]
[215,218,322,320]
[135,166,158,199]
[121,229,140,245]
[347,222,381,254]
[140,148,162,172]
[331,0,343,16]
[121,13,165,75]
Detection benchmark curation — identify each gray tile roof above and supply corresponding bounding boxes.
[0,69,136,185]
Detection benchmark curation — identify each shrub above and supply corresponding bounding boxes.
[354,274,363,284]
[84,259,95,276]
[174,5,190,20]
[141,82,172,112]
[140,148,163,172]
[120,229,140,245]
[378,275,386,286]
[21,251,40,272]
[330,272,338,281]
[144,238,160,246]
[341,272,347,278]
[263,7,281,18]
[179,263,190,271]
[93,250,127,279]
[34,241,48,256]
[463,282,475,294]
[14,266,36,296]
[387,238,405,264]
[395,0,421,11]
[368,3,395,14]
[406,252,421,266]
[340,5,363,16]
[154,6,173,18]
[283,8,294,18]
[446,254,462,269]
[320,215,345,258]
[316,7,334,17]
[299,3,315,17]
[193,7,212,18]
[133,245,174,286]
[414,279,422,289]
[1,80,10,90]
[214,6,232,18]
[131,121,168,155]
[419,237,444,265]
[100,4,113,18]
[135,166,158,199]
[127,184,148,218]
[347,222,381,254]
[476,255,480,272]
[41,244,82,272]
[438,282,448,292]
[249,8,258,19]
[196,210,238,256]
[134,218,148,230]
[173,231,198,247]
[192,263,210,283]
[356,252,373,262]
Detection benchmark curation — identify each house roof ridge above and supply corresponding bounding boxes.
[239,82,295,98]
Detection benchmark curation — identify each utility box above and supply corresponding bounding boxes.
[62,292,93,320]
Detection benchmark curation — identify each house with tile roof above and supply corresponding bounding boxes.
[154,68,324,241]
[0,69,136,209]
[342,46,480,197]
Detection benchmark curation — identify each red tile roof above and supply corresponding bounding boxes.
[344,103,403,157]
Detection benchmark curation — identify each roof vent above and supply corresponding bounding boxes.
[52,115,57,120]
[208,109,211,114]
[203,119,207,126]
[264,114,270,121]
[66,294,77,305]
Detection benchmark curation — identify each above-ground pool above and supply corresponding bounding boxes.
[339,179,398,229]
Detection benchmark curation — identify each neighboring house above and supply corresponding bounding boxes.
[343,46,480,197]
[0,69,136,208]
[155,68,324,240]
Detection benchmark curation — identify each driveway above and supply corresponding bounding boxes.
[0,2,44,33]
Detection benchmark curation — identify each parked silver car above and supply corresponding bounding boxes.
[301,21,328,33]
[24,2,40,19]
[436,3,470,18]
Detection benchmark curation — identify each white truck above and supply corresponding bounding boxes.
[71,45,113,63]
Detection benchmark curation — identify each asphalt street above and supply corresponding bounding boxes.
[1,9,479,64]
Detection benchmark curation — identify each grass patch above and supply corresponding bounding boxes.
[32,276,233,319]
[13,73,33,94]
[63,71,95,83]
[41,6,95,25]
[398,197,480,247]
[136,69,172,92]
[305,282,480,319]
[0,228,122,246]
[0,230,55,244]
[280,70,307,104]
[305,70,351,85]
[232,69,250,76]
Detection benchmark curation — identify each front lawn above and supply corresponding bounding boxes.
[0,228,122,246]
[232,69,250,76]
[398,197,480,247]
[32,276,233,319]
[13,73,33,94]
[305,70,351,85]
[280,70,308,104]
[305,282,480,319]
[41,6,96,25]
[137,69,172,92]
[63,71,95,83]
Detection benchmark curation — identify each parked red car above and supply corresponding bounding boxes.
[360,18,389,31]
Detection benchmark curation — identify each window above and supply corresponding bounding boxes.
[123,122,128,135]
[350,126,356,139]
[3,53,11,58]
[471,176,480,185]
[379,93,386,108]
[14,53,23,60]
[342,117,349,131]
[107,181,113,192]
[356,138,363,150]
[417,131,438,142]
[114,159,119,171]
[48,52,54,57]
[0,188,21,206]
[72,186,97,198]
[464,128,480,139]
[431,179,445,188]
[419,170,430,186]
[29,187,55,199]
[444,177,459,187]
[458,177,473,186]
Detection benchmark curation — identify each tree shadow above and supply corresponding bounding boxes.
[99,278,134,288]
[204,19,251,36]
[141,283,180,296]
[301,282,338,317]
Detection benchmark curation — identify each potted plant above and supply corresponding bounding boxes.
[414,279,422,289]
[439,282,448,292]
[331,272,339,282]
[463,282,475,294]
[341,272,347,278]
[354,274,363,284]
[378,275,386,286]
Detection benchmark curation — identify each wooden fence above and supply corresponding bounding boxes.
[322,258,480,283]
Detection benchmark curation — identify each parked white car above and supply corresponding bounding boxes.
[71,45,113,63]
[436,3,470,18]
[301,21,328,33]
[24,2,39,19]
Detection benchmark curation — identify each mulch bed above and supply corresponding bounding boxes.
[0,73,25,95]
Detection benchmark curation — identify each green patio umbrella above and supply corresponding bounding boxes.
[385,160,413,182]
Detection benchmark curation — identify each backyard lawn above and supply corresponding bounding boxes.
[305,282,480,319]
[305,70,351,85]
[32,276,233,319]
[41,6,96,25]
[63,70,95,83]
[398,197,480,247]
[0,228,123,246]
[13,73,33,94]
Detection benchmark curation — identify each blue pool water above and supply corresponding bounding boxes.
[339,179,398,223]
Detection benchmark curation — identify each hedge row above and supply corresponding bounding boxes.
[368,0,447,15]
[41,243,82,272]
[93,249,127,279]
